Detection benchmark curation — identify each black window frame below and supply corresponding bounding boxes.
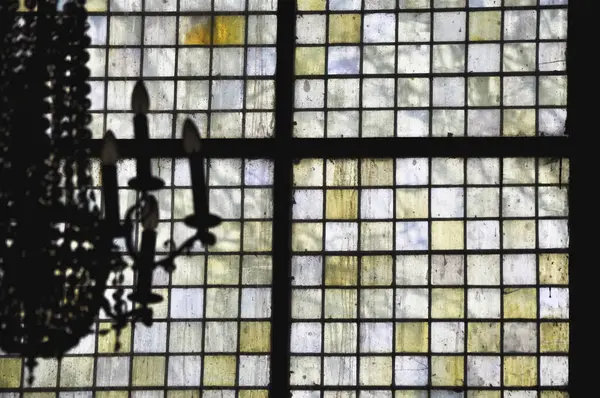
[74,0,585,397]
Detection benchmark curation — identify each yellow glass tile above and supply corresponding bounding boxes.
[468,76,501,106]
[361,255,393,286]
[98,322,131,353]
[503,356,537,386]
[541,392,569,398]
[539,158,570,184]
[432,221,464,250]
[209,221,241,252]
[132,356,165,387]
[329,14,362,44]
[325,256,358,286]
[242,255,273,285]
[361,159,394,186]
[395,322,428,352]
[539,253,569,284]
[167,392,200,398]
[540,322,569,352]
[294,159,323,186]
[503,288,537,319]
[469,12,502,41]
[431,356,464,386]
[0,358,22,388]
[292,222,323,251]
[359,356,392,386]
[208,255,240,285]
[203,355,237,386]
[503,109,536,136]
[23,394,55,398]
[468,322,501,353]
[183,16,246,45]
[298,0,326,10]
[326,189,358,219]
[296,47,325,75]
[239,391,269,398]
[96,392,128,398]
[243,221,273,251]
[240,322,271,352]
[396,188,429,219]
[503,220,536,249]
[467,392,501,398]
[432,288,464,318]
[59,357,94,387]
[361,222,394,251]
[326,159,358,186]
[325,289,358,318]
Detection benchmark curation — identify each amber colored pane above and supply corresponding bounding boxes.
[294,159,323,186]
[361,159,394,186]
[431,356,464,386]
[503,288,537,318]
[539,253,569,284]
[60,357,94,387]
[98,322,131,353]
[431,288,464,318]
[540,322,569,352]
[329,14,362,44]
[326,159,358,186]
[296,47,325,75]
[504,356,537,386]
[467,392,501,398]
[184,16,246,46]
[243,221,273,251]
[167,392,200,398]
[540,392,569,398]
[396,189,429,219]
[239,391,269,398]
[292,222,323,251]
[0,358,22,388]
[431,221,464,250]
[467,322,501,353]
[203,355,237,386]
[326,189,358,219]
[207,255,240,285]
[503,109,536,136]
[132,356,165,387]
[361,255,393,286]
[396,322,429,352]
[240,322,271,352]
[469,12,502,41]
[298,0,326,10]
[325,256,358,286]
[96,392,128,398]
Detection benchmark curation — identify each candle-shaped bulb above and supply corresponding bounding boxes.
[132,80,150,114]
[182,119,201,154]
[141,196,159,230]
[101,130,119,165]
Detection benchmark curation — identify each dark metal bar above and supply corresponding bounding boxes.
[87,137,572,158]
[270,0,295,397]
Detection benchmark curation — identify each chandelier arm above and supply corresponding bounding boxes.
[122,196,145,262]
[154,232,201,271]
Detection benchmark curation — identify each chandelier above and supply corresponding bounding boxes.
[0,0,222,384]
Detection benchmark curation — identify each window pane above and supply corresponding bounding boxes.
[290,157,570,396]
[294,1,568,137]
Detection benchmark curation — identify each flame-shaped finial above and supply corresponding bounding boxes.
[101,130,119,165]
[182,118,201,154]
[131,81,150,114]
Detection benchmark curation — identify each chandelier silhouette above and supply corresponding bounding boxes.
[0,0,221,384]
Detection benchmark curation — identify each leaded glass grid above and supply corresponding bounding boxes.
[0,0,577,397]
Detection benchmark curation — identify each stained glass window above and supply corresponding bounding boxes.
[0,0,575,397]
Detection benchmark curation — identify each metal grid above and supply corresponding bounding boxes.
[293,0,568,138]
[0,0,578,397]
[290,157,569,396]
